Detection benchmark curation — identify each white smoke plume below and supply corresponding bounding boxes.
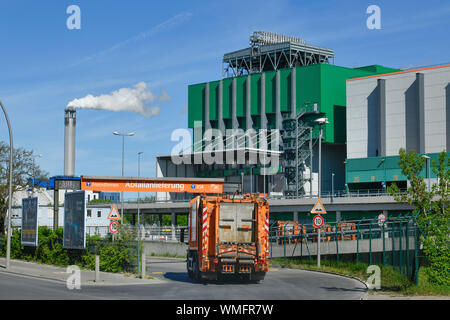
[67,82,163,118]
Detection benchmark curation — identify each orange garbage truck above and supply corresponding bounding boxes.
[186,193,270,282]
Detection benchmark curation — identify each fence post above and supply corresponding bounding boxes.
[141,252,146,279]
[392,220,395,269]
[406,219,410,278]
[300,224,303,261]
[356,221,361,263]
[335,221,339,264]
[283,224,287,260]
[399,220,403,274]
[369,220,372,265]
[382,223,386,265]
[414,222,419,285]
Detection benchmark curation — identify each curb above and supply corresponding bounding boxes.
[0,267,165,287]
[0,258,164,286]
[0,269,66,284]
[270,264,369,299]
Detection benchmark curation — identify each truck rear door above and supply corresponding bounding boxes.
[218,202,255,244]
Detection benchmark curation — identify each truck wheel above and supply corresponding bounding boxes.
[187,263,193,279]
[251,272,266,283]
[193,258,200,281]
[187,252,193,279]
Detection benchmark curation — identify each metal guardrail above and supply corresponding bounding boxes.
[87,198,191,206]
[272,189,408,199]
[86,225,189,243]
[95,189,408,206]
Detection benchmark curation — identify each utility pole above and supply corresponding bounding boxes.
[113,131,135,225]
[137,151,143,275]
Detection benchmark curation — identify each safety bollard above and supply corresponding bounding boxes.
[141,252,146,279]
[95,255,100,282]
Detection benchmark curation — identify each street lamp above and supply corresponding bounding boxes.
[1,101,14,270]
[314,118,329,199]
[314,117,328,269]
[31,154,42,195]
[113,131,135,224]
[137,151,143,275]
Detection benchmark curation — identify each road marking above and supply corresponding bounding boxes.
[270,268,279,271]
[151,272,164,274]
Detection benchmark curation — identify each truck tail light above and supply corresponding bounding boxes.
[258,259,265,264]
[212,258,219,264]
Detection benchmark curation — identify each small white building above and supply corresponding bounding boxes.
[9,188,111,237]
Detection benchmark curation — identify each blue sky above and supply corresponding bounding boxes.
[0,0,449,188]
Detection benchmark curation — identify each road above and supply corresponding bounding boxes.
[0,257,367,300]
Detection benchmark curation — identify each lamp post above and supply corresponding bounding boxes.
[137,151,143,275]
[314,118,328,199]
[1,101,14,270]
[314,117,328,268]
[113,131,135,225]
[31,154,42,195]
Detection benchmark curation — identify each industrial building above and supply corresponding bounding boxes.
[155,31,449,221]
[345,64,450,191]
[157,31,399,199]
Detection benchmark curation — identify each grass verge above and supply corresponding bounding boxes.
[269,258,449,296]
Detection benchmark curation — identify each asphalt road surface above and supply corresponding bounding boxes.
[0,258,367,300]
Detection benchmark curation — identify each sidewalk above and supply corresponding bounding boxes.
[0,257,165,286]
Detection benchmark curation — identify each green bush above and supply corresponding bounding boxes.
[99,245,131,272]
[0,226,137,274]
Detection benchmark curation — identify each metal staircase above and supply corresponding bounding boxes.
[281,104,320,197]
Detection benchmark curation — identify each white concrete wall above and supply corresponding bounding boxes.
[11,206,110,230]
[424,67,450,153]
[384,75,415,156]
[347,80,379,159]
[346,65,450,159]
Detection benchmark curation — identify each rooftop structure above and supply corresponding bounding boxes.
[222,31,334,77]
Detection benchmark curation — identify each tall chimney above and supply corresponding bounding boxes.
[64,107,76,176]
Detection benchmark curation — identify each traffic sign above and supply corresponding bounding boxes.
[313,215,324,228]
[109,220,120,234]
[107,204,121,220]
[311,199,327,214]
[377,213,386,226]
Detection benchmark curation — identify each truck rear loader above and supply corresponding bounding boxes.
[186,194,270,282]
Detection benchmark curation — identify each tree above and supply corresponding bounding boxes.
[388,148,449,286]
[0,141,49,233]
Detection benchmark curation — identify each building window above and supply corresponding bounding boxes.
[97,211,101,218]
[87,209,92,218]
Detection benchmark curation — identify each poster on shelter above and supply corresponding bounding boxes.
[21,197,38,246]
[63,191,86,249]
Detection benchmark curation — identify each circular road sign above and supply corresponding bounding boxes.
[109,220,120,234]
[377,213,386,227]
[313,215,324,228]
